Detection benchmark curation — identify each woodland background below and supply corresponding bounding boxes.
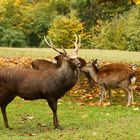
[0,0,140,51]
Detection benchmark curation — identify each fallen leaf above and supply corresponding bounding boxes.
[81,115,88,119]
[133,107,139,111]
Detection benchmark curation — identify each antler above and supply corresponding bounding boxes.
[68,33,81,59]
[61,45,67,55]
[73,33,81,55]
[44,36,67,55]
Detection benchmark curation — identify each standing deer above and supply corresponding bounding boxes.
[82,59,136,106]
[0,34,81,129]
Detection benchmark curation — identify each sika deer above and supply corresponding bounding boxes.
[0,34,81,129]
[31,55,64,71]
[99,63,136,71]
[82,59,136,106]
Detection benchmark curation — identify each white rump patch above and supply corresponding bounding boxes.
[131,76,136,85]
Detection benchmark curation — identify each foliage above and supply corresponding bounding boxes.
[91,6,140,51]
[20,2,58,47]
[70,0,130,29]
[0,0,22,26]
[124,6,140,51]
[47,11,85,48]
[0,0,139,51]
[91,17,127,50]
[0,26,27,47]
[50,0,71,15]
[0,0,29,47]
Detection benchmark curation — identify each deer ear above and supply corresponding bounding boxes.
[95,59,98,63]
[91,59,98,66]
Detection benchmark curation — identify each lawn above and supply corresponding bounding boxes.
[0,97,140,140]
[0,48,140,140]
[0,47,140,64]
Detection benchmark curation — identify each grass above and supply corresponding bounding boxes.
[0,97,140,140]
[0,48,140,140]
[0,47,140,64]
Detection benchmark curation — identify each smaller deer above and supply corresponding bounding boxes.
[82,59,136,106]
[31,55,63,71]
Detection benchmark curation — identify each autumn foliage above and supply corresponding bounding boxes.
[1,0,140,51]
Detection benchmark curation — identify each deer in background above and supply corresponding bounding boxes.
[0,34,81,129]
[31,41,67,71]
[31,55,63,71]
[82,59,137,106]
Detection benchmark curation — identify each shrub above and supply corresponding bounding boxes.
[46,11,86,48]
[0,26,27,47]
[124,6,140,51]
[91,6,140,51]
[21,2,58,47]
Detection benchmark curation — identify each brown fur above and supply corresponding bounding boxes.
[0,55,81,129]
[100,63,134,71]
[82,60,136,106]
[31,57,95,87]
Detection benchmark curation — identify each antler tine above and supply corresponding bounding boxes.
[44,36,52,47]
[74,32,78,45]
[73,33,81,54]
[61,45,67,54]
[44,36,64,54]
[78,34,81,48]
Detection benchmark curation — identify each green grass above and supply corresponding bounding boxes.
[0,47,140,64]
[0,97,140,140]
[0,48,140,139]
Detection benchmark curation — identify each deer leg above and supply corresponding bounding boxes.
[0,95,15,128]
[131,91,134,103]
[127,90,133,107]
[1,105,9,128]
[47,98,60,129]
[119,85,133,107]
[129,86,134,103]
[121,88,132,107]
[99,86,106,105]
[108,89,112,104]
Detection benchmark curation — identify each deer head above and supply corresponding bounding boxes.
[44,33,81,67]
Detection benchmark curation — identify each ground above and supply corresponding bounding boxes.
[0,48,140,140]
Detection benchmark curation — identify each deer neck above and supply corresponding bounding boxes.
[58,61,80,84]
[89,65,99,83]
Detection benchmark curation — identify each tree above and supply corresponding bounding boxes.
[124,6,140,51]
[91,6,140,51]
[19,2,58,47]
[47,11,85,48]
